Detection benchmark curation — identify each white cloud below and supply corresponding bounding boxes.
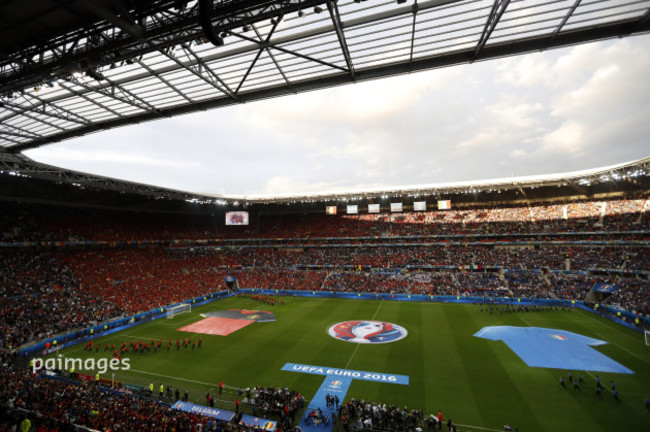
[509,149,527,158]
[539,121,586,156]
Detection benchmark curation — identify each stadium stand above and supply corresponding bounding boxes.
[1,195,648,352]
[1,196,647,241]
[0,364,269,432]
[1,192,648,432]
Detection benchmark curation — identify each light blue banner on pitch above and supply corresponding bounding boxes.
[309,375,353,410]
[282,363,409,385]
[474,326,633,374]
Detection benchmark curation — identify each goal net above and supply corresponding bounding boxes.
[645,330,650,346]
[167,303,191,319]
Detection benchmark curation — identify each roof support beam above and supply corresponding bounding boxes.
[134,58,195,104]
[474,0,511,60]
[177,43,241,101]
[77,73,160,114]
[1,100,67,133]
[57,80,125,119]
[26,93,93,126]
[547,0,582,45]
[327,0,355,79]
[0,122,43,140]
[409,1,420,66]
[235,18,284,94]
[0,97,89,127]
[251,23,293,89]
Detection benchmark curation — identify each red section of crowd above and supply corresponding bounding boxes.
[56,249,226,315]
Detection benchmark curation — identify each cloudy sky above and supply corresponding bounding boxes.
[25,33,650,197]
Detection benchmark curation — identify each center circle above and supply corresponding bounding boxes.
[327,320,408,344]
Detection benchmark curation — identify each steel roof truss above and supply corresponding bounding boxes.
[327,0,355,80]
[474,0,512,59]
[57,80,125,119]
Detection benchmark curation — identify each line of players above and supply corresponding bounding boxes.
[559,372,622,402]
[84,336,203,359]
[479,304,573,314]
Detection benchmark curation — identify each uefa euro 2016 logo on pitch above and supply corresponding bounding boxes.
[327,321,408,344]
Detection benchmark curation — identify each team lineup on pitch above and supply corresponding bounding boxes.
[46,294,649,432]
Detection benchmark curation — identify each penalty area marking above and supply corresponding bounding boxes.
[160,314,201,326]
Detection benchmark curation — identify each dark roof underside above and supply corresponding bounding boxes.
[0,0,648,152]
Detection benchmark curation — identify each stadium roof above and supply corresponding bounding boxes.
[1,0,649,152]
[1,151,648,205]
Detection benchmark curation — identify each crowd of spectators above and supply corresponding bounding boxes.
[2,242,648,352]
[248,386,304,429]
[0,365,277,432]
[603,279,649,315]
[0,253,122,350]
[57,249,226,315]
[505,270,551,299]
[337,398,441,432]
[1,197,647,242]
[173,244,648,272]
[1,195,648,352]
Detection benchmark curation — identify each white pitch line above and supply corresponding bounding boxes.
[518,315,533,327]
[345,300,383,369]
[160,314,202,326]
[576,310,640,343]
[595,333,650,366]
[120,334,161,341]
[128,368,229,388]
[126,368,312,402]
[455,423,506,432]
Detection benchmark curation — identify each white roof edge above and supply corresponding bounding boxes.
[202,156,650,201]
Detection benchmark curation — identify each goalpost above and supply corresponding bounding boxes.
[645,330,650,346]
[167,303,191,319]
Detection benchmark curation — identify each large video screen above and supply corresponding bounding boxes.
[368,204,380,213]
[413,201,427,211]
[225,211,249,225]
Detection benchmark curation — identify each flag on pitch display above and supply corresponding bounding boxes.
[592,282,619,294]
[437,200,451,210]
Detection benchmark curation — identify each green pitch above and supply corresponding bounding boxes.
[54,296,650,431]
